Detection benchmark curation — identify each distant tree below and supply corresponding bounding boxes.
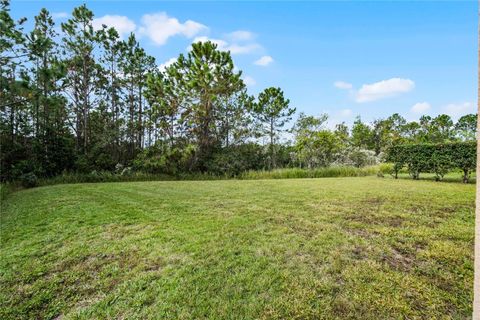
[26,8,72,176]
[351,116,373,150]
[97,26,124,161]
[0,0,29,180]
[170,41,245,169]
[402,121,422,142]
[252,87,295,169]
[216,90,255,147]
[386,113,407,144]
[334,122,350,146]
[293,112,328,137]
[61,4,102,155]
[120,33,156,154]
[430,114,454,142]
[455,114,477,141]
[145,67,180,147]
[293,113,341,168]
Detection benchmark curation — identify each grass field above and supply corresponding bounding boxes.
[0,177,475,319]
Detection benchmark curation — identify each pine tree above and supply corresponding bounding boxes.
[61,4,102,155]
[252,87,295,169]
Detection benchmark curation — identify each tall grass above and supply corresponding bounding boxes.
[37,171,226,186]
[240,166,379,180]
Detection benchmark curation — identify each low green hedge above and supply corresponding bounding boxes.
[386,142,476,182]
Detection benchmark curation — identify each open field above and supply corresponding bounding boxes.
[0,177,475,319]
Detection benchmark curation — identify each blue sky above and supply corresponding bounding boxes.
[11,1,477,126]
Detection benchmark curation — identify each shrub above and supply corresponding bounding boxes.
[450,142,476,183]
[378,163,394,178]
[20,172,38,188]
[133,143,195,175]
[207,143,265,176]
[386,142,475,182]
[115,163,124,174]
[430,149,452,181]
[121,167,133,176]
[347,148,379,167]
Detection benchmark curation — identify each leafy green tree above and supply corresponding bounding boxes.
[334,122,350,146]
[252,87,295,169]
[292,113,330,167]
[430,114,454,142]
[402,121,422,142]
[351,116,373,150]
[455,114,477,141]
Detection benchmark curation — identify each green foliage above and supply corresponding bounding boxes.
[351,116,374,150]
[1,1,478,185]
[387,142,476,182]
[341,148,379,168]
[455,114,477,141]
[133,143,195,175]
[240,165,378,179]
[378,163,395,178]
[252,87,295,169]
[206,143,265,176]
[19,172,38,188]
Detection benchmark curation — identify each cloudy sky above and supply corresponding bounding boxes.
[11,1,477,126]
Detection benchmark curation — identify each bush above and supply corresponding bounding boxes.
[207,143,265,176]
[115,163,124,174]
[450,142,476,183]
[133,143,195,175]
[121,167,133,176]
[386,142,475,182]
[378,163,394,178]
[20,172,38,188]
[346,148,379,167]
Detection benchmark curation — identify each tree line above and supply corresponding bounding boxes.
[1,1,477,181]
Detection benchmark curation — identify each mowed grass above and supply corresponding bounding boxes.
[0,177,474,319]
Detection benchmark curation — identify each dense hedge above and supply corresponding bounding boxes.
[386,142,476,183]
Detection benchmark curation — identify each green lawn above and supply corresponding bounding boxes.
[0,177,475,319]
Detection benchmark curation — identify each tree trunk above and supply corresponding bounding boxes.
[270,118,275,169]
[138,82,143,149]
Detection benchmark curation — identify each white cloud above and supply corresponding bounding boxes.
[52,12,69,19]
[355,78,415,103]
[192,36,229,50]
[340,109,352,117]
[92,15,136,39]
[159,57,177,72]
[254,55,273,66]
[227,30,255,41]
[411,102,431,114]
[334,81,352,90]
[242,75,256,87]
[443,102,475,118]
[139,12,207,46]
[227,43,261,55]
[191,36,261,55]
